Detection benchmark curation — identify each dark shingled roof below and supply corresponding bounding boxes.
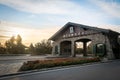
[49,22,120,41]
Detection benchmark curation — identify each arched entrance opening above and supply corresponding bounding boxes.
[75,38,91,56]
[93,43,106,57]
[60,41,71,56]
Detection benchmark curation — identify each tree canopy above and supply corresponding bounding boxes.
[34,40,52,55]
[5,35,25,54]
[0,35,52,55]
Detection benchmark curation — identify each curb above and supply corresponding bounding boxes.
[0,58,47,61]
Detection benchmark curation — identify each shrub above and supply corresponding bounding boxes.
[19,57,100,71]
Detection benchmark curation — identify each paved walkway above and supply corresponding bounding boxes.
[0,55,53,75]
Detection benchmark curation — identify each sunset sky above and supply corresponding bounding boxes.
[0,0,120,46]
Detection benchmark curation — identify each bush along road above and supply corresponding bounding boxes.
[19,57,100,71]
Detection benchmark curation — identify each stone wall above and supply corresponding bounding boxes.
[52,32,114,59]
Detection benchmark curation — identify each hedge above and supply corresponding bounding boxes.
[19,57,100,71]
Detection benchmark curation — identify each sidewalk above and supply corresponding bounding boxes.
[0,55,53,76]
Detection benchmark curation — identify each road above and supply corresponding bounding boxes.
[0,60,120,80]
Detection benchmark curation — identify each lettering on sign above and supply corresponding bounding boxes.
[62,28,98,38]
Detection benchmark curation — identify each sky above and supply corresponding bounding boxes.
[0,0,120,46]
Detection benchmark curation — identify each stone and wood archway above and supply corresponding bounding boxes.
[49,22,120,59]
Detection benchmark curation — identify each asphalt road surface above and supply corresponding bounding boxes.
[0,60,120,80]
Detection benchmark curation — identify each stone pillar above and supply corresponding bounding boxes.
[83,41,87,56]
[103,35,114,59]
[52,42,55,55]
[52,46,55,55]
[106,40,114,59]
[58,43,61,55]
[71,41,75,57]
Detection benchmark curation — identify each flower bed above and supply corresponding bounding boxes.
[19,57,100,71]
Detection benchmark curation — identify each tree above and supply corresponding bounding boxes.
[10,36,15,44]
[28,43,35,54]
[15,35,25,54]
[0,43,6,54]
[5,35,25,54]
[5,36,16,54]
[34,40,52,55]
[75,48,83,54]
[16,34,22,45]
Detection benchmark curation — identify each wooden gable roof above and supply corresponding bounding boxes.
[49,22,120,41]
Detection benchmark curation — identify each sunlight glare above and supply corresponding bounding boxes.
[11,28,24,36]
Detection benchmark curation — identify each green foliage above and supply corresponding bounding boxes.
[75,44,92,54]
[19,57,100,71]
[34,39,52,55]
[5,35,26,54]
[28,43,35,54]
[0,35,52,55]
[75,48,83,54]
[16,35,22,44]
[0,43,6,54]
[27,39,52,55]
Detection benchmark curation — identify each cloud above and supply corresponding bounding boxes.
[0,0,106,16]
[1,0,119,26]
[97,24,120,33]
[0,0,78,15]
[0,0,119,34]
[91,0,120,18]
[28,14,36,18]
